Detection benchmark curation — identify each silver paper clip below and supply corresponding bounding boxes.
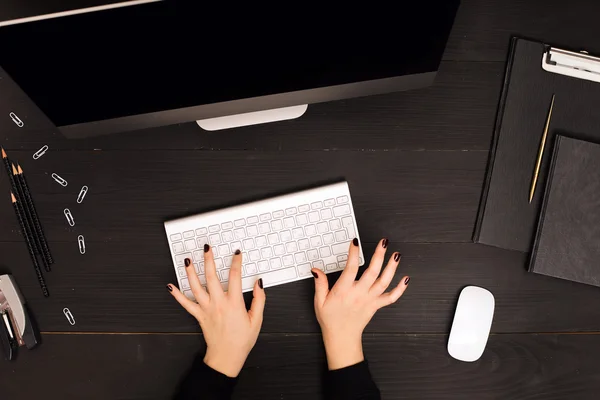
[78,235,86,254]
[52,173,68,187]
[63,308,76,325]
[64,208,75,226]
[77,186,88,204]
[9,112,24,128]
[33,145,48,160]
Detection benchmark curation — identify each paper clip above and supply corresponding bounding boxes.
[64,208,75,226]
[63,308,76,325]
[78,235,86,254]
[77,186,88,204]
[33,145,49,160]
[9,112,24,128]
[52,173,68,187]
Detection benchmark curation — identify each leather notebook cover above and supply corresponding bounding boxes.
[473,38,600,252]
[529,136,600,286]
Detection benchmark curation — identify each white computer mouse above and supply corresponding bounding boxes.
[447,286,495,362]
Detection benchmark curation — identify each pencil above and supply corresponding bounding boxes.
[11,192,49,297]
[1,148,17,193]
[16,164,54,268]
[529,94,555,203]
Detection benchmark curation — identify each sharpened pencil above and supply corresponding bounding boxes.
[529,94,555,203]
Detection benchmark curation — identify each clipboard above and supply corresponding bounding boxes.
[473,37,600,253]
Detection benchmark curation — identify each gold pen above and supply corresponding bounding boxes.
[529,94,555,203]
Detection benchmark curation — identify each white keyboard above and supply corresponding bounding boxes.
[165,181,364,300]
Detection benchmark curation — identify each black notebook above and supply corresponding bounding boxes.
[529,136,600,286]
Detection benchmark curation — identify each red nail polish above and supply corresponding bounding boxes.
[235,249,241,255]
[311,271,318,279]
[166,284,173,292]
[352,238,359,246]
[204,244,210,253]
[404,277,410,285]
[184,258,191,267]
[394,253,401,262]
[382,238,388,248]
[258,278,264,289]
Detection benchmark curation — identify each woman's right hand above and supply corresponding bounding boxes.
[311,238,409,370]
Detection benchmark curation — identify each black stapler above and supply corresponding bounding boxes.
[0,274,40,360]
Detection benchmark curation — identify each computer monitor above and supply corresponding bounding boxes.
[0,1,460,138]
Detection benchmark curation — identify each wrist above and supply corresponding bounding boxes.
[204,347,247,378]
[322,331,364,370]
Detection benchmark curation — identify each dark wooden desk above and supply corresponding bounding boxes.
[2,1,600,398]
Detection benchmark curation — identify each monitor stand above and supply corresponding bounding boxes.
[196,104,308,131]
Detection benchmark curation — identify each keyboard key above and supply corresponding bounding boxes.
[256,236,267,247]
[294,252,307,263]
[342,216,357,239]
[185,239,197,251]
[218,244,230,256]
[181,278,190,289]
[292,227,304,239]
[307,249,319,261]
[332,241,351,255]
[270,258,282,270]
[323,233,335,245]
[170,233,182,241]
[283,217,295,228]
[172,242,185,253]
[296,214,308,225]
[310,236,323,247]
[273,210,285,218]
[261,247,273,259]
[298,263,312,276]
[197,236,209,247]
[183,230,195,239]
[209,234,221,245]
[241,267,298,291]
[249,250,260,262]
[282,254,295,266]
[321,208,333,220]
[258,260,270,272]
[224,256,233,268]
[319,246,331,258]
[231,241,242,252]
[214,258,224,269]
[337,195,349,204]
[221,222,233,230]
[268,233,279,245]
[271,219,283,231]
[193,250,204,262]
[308,211,320,223]
[234,219,245,227]
[273,244,285,256]
[335,230,347,242]
[222,231,234,242]
[212,246,219,257]
[196,261,205,274]
[324,198,336,207]
[243,238,255,250]
[317,222,329,234]
[298,204,310,212]
[183,290,194,300]
[196,227,208,236]
[175,253,192,267]
[313,260,325,271]
[339,261,347,268]
[246,263,258,275]
[329,219,341,230]
[247,225,258,236]
[247,216,259,224]
[333,205,351,217]
[178,267,187,277]
[258,222,270,234]
[298,238,310,250]
[305,225,316,236]
[234,228,246,239]
[260,213,272,222]
[285,207,297,216]
[311,201,323,210]
[337,254,348,262]
[209,224,220,233]
[286,241,298,253]
[280,230,292,242]
[326,263,338,271]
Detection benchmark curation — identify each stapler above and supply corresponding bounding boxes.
[0,274,40,360]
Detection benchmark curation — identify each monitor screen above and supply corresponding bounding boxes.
[0,2,459,127]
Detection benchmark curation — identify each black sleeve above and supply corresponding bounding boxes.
[174,354,238,400]
[325,361,381,400]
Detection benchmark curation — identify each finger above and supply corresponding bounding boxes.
[312,268,330,308]
[227,249,243,298]
[184,257,209,305]
[376,276,410,309]
[203,244,224,297]
[248,278,266,327]
[167,283,202,318]
[358,238,388,289]
[371,252,401,295]
[334,238,361,289]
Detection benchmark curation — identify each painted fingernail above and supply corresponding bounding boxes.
[258,278,264,289]
[235,249,241,255]
[204,244,210,253]
[184,258,191,267]
[167,284,173,292]
[394,253,401,262]
[353,238,359,246]
[311,271,318,279]
[382,238,388,248]
[404,277,410,285]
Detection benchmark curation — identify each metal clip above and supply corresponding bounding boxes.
[33,145,48,160]
[78,235,86,254]
[542,47,600,84]
[63,308,75,325]
[77,186,88,204]
[52,173,68,187]
[9,112,23,128]
[64,208,75,226]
